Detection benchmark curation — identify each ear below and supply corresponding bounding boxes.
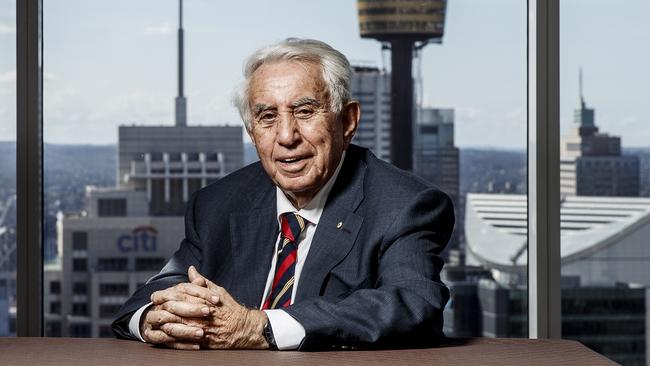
[340,101,360,147]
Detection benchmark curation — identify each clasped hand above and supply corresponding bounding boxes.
[140,266,269,350]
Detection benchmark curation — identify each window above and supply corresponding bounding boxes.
[558,1,650,364]
[49,301,61,315]
[72,258,88,272]
[46,321,62,337]
[96,258,128,272]
[99,283,129,297]
[97,199,127,217]
[99,304,122,319]
[0,0,16,338]
[69,323,91,338]
[9,0,571,342]
[71,302,88,316]
[72,282,87,296]
[72,232,88,251]
[49,281,61,295]
[98,325,113,338]
[135,257,166,272]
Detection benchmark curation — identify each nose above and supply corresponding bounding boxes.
[276,113,301,148]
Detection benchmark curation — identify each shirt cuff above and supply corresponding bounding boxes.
[263,309,306,350]
[128,302,153,342]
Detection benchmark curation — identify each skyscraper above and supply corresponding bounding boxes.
[560,71,639,197]
[350,65,391,162]
[413,108,460,263]
[414,108,459,202]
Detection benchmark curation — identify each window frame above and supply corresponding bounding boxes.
[16,0,563,338]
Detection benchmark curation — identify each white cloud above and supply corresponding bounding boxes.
[0,69,15,83]
[0,23,15,35]
[144,24,174,35]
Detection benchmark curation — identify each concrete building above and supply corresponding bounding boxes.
[350,65,391,162]
[461,193,650,364]
[44,123,243,337]
[560,72,639,197]
[118,125,243,216]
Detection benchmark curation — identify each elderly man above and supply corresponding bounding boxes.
[112,38,454,351]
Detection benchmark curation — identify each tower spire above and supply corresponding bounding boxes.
[175,0,187,126]
[579,67,585,109]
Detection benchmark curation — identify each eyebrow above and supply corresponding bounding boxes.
[252,103,275,116]
[290,97,322,108]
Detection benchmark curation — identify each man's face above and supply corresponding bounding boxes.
[247,60,358,207]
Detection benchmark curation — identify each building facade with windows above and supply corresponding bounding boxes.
[350,65,391,162]
[560,79,639,197]
[461,193,650,364]
[43,124,244,337]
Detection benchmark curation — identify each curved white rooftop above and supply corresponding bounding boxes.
[465,193,650,271]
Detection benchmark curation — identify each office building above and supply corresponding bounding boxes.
[413,108,461,263]
[350,65,391,162]
[414,108,459,202]
[462,193,650,364]
[118,125,243,216]
[560,72,639,197]
[445,278,645,366]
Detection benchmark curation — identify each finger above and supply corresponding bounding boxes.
[160,322,205,341]
[151,283,218,305]
[188,266,206,286]
[143,328,176,344]
[145,308,183,326]
[164,342,201,351]
[162,300,213,317]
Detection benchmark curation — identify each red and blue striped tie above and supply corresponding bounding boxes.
[262,212,306,309]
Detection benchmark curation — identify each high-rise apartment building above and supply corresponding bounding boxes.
[350,65,391,161]
[560,73,639,197]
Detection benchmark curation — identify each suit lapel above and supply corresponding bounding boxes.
[296,150,366,301]
[227,171,277,308]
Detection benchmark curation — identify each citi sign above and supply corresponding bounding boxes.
[117,226,158,253]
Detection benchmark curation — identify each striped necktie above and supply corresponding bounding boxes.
[262,212,306,309]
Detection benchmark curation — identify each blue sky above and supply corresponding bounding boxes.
[0,0,648,148]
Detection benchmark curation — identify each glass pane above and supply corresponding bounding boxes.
[434,1,528,339]
[42,0,527,341]
[0,0,16,337]
[560,1,650,364]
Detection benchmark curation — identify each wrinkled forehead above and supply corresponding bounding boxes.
[248,60,328,105]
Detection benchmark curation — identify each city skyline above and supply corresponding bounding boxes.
[0,0,648,148]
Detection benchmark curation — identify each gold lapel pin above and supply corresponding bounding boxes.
[336,222,343,229]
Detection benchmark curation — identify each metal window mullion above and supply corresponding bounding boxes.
[527,0,561,339]
[16,0,43,336]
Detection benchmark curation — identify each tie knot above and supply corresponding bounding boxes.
[280,213,306,243]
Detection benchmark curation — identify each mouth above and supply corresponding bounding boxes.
[276,155,311,172]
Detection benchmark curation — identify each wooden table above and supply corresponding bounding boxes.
[0,337,616,365]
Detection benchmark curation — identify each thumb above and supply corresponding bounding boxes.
[188,265,207,286]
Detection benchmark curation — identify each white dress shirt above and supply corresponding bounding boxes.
[128,151,346,350]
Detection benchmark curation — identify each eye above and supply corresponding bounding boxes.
[258,112,277,125]
[293,107,315,119]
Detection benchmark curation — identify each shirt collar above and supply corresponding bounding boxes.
[276,150,346,226]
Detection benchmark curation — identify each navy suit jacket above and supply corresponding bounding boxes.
[112,144,454,350]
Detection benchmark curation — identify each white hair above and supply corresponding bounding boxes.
[232,38,352,131]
